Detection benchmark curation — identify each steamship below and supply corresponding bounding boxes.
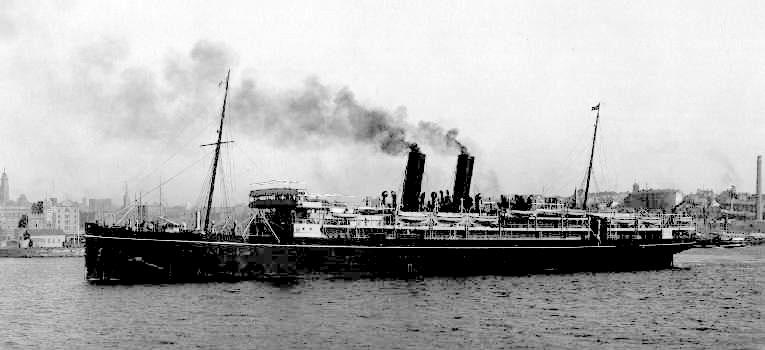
[84,75,696,283]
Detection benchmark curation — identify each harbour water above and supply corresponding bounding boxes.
[1,246,762,349]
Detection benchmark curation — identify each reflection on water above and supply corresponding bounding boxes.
[0,246,763,349]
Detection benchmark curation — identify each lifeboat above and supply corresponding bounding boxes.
[398,211,430,223]
[436,212,464,224]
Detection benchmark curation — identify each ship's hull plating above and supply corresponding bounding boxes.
[84,234,693,283]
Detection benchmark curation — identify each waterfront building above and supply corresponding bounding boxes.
[683,189,715,207]
[715,185,762,219]
[47,201,80,236]
[27,213,49,230]
[675,197,721,218]
[16,228,66,248]
[0,170,35,244]
[623,183,683,211]
[0,205,29,232]
[574,189,629,209]
[87,198,114,224]
[88,198,113,212]
[16,194,29,207]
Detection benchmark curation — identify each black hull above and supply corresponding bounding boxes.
[84,233,694,284]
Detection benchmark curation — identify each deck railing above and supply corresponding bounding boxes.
[295,211,696,241]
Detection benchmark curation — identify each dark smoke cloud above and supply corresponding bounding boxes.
[231,77,465,155]
[64,38,464,156]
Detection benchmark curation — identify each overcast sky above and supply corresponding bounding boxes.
[2,1,765,206]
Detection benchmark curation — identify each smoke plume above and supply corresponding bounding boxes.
[64,38,467,156]
[231,77,465,155]
[414,121,466,154]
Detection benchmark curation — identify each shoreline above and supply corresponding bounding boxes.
[0,247,84,258]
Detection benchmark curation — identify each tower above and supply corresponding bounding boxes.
[0,169,9,203]
[122,183,129,208]
[757,155,762,221]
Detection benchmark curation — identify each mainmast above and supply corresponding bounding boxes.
[203,69,231,233]
[583,103,600,211]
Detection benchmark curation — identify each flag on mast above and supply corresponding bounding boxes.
[591,103,600,111]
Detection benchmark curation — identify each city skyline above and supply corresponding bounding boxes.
[0,165,757,209]
[2,2,765,204]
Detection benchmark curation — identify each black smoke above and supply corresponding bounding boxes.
[231,77,465,155]
[63,38,466,156]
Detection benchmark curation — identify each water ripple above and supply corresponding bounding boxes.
[0,246,763,349]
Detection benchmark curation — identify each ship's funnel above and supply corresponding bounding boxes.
[452,150,475,211]
[402,144,426,211]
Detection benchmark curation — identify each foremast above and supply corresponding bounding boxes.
[203,69,231,233]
